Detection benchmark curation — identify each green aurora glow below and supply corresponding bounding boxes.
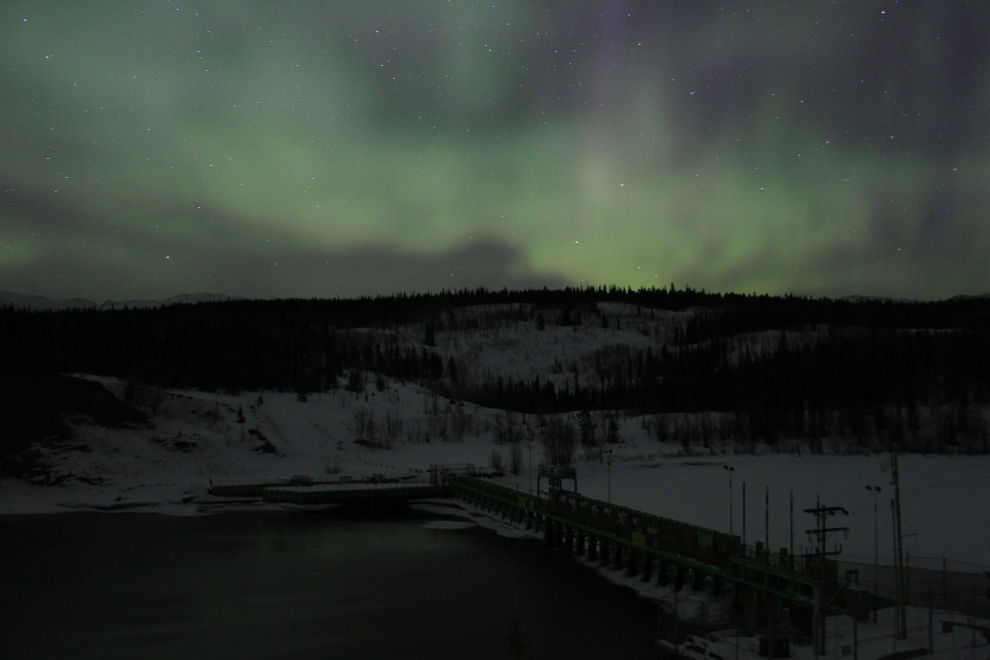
[1,1,988,300]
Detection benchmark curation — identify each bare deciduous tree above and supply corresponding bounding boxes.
[348,406,382,447]
[489,448,503,472]
[540,415,576,466]
[448,405,472,442]
[384,407,403,445]
[492,410,522,445]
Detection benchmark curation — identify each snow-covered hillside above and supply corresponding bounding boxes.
[3,373,987,571]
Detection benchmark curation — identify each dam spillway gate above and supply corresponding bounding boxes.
[443,472,840,624]
[209,467,842,622]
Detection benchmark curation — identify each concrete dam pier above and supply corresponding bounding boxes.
[210,464,856,625]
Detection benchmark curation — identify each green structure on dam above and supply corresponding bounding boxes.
[210,465,852,626]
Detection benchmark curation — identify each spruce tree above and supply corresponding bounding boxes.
[606,413,620,444]
[578,409,596,447]
[424,318,436,347]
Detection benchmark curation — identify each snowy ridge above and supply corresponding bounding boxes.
[0,290,98,310]
[839,295,919,304]
[97,292,245,309]
[0,289,244,311]
[947,293,990,302]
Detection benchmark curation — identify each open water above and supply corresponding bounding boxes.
[0,511,661,659]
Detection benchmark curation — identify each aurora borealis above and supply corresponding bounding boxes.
[1,1,988,301]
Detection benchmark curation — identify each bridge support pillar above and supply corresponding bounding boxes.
[564,525,574,554]
[657,559,670,586]
[731,582,745,611]
[599,538,610,567]
[673,564,684,592]
[712,575,723,596]
[612,542,624,570]
[641,552,653,582]
[575,529,586,556]
[763,593,778,620]
[625,547,639,577]
[587,534,598,561]
[692,568,705,591]
[543,519,554,547]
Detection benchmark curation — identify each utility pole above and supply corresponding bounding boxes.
[866,485,882,623]
[790,489,794,557]
[605,448,613,504]
[891,453,908,639]
[768,614,775,660]
[763,486,770,563]
[805,499,849,656]
[853,616,859,660]
[890,500,901,637]
[527,438,533,495]
[724,465,735,536]
[742,481,747,545]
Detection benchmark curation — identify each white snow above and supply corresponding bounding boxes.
[4,374,987,571]
[673,606,989,660]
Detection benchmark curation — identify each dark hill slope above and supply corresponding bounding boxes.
[0,370,146,478]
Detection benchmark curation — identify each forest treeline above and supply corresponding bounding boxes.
[2,286,989,454]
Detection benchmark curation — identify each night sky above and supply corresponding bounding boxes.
[2,1,988,301]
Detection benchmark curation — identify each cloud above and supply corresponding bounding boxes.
[213,239,572,299]
[0,185,568,300]
[2,2,990,301]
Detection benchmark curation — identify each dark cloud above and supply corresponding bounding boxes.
[0,226,568,301]
[215,239,572,299]
[0,182,567,297]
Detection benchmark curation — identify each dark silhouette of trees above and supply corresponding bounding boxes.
[2,286,989,453]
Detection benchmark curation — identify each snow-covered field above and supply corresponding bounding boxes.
[3,375,987,571]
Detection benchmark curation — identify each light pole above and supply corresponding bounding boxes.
[527,437,534,495]
[723,465,735,536]
[604,448,613,504]
[866,484,882,622]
